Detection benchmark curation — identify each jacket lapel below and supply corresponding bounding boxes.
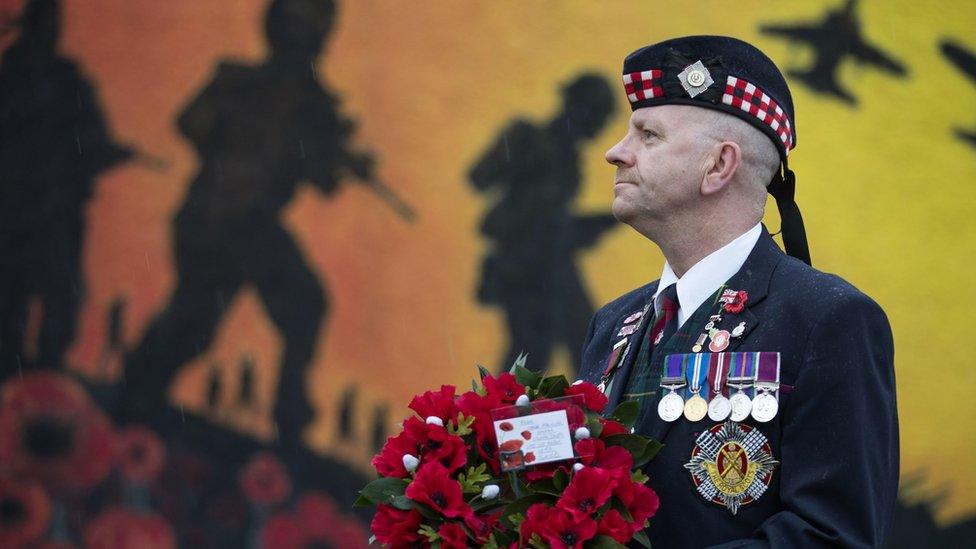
[605,282,658,412]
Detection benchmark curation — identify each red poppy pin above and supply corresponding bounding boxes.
[722,290,748,314]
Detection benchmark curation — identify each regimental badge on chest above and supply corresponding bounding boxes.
[684,421,778,514]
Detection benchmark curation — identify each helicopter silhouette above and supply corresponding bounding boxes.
[761,0,908,105]
[940,40,976,148]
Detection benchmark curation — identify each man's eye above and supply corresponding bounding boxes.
[643,130,657,140]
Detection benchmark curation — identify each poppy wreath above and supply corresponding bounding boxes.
[358,358,661,549]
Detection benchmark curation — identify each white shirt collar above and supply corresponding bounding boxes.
[653,223,762,327]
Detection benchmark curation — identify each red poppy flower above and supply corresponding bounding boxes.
[455,390,504,432]
[0,371,115,492]
[403,417,467,473]
[404,461,471,519]
[0,478,52,548]
[482,373,525,404]
[519,504,553,546]
[557,466,614,521]
[464,512,498,544]
[438,522,468,549]
[524,462,565,483]
[83,507,176,549]
[261,512,307,549]
[540,506,598,549]
[598,419,628,438]
[372,428,418,478]
[370,504,423,548]
[472,422,501,474]
[116,425,166,484]
[723,290,748,314]
[573,439,633,480]
[597,508,631,543]
[613,480,660,534]
[238,452,292,506]
[565,382,609,413]
[408,385,457,422]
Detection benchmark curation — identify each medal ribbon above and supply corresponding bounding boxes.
[707,353,728,399]
[661,353,687,386]
[755,352,781,397]
[726,352,758,396]
[685,353,708,395]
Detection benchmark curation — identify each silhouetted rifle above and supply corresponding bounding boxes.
[344,150,417,223]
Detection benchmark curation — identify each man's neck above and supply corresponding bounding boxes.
[653,218,760,278]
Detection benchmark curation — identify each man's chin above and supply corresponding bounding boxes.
[611,199,634,224]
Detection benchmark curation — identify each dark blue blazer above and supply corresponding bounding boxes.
[579,229,898,548]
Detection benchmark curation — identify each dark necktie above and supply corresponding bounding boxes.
[623,283,679,414]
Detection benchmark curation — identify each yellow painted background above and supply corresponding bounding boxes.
[25,0,975,524]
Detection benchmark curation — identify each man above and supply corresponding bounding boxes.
[579,36,898,547]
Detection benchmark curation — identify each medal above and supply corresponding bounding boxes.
[731,321,746,338]
[727,352,757,422]
[683,354,708,422]
[707,353,731,421]
[617,324,638,337]
[750,352,781,423]
[599,338,630,394]
[691,333,707,353]
[624,311,643,324]
[708,330,731,352]
[684,421,778,514]
[658,354,687,422]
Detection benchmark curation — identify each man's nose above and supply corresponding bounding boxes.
[605,137,635,167]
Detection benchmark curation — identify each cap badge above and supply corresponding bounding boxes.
[678,60,714,98]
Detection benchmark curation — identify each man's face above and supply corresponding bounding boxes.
[605,105,711,229]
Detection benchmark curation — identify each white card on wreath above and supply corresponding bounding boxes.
[492,409,575,470]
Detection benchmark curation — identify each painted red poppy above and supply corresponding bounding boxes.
[524,452,536,463]
[261,512,306,549]
[83,507,176,549]
[0,371,115,492]
[521,430,532,440]
[116,425,166,484]
[499,422,513,432]
[499,439,523,452]
[238,452,292,506]
[0,478,52,548]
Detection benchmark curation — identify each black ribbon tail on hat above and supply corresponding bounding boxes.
[768,166,811,265]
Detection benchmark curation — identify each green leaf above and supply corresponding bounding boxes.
[419,524,440,543]
[632,438,663,468]
[459,463,491,493]
[632,529,652,548]
[391,495,415,510]
[552,467,569,491]
[358,477,409,506]
[352,493,372,508]
[448,412,476,437]
[609,400,640,428]
[603,433,649,459]
[538,374,569,398]
[471,498,508,513]
[500,494,554,528]
[513,364,542,390]
[509,352,529,373]
[631,470,650,485]
[477,364,492,381]
[588,535,628,549]
[586,415,604,439]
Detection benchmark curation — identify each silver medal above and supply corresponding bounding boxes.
[707,394,732,421]
[658,391,684,422]
[729,391,752,422]
[751,392,779,423]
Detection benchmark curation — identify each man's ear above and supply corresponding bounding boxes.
[701,141,741,196]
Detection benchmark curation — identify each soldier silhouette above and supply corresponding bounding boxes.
[470,74,618,375]
[121,0,383,443]
[0,0,133,376]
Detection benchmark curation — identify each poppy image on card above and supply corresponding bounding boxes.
[499,439,524,452]
[521,430,532,440]
[499,422,514,432]
[525,452,536,463]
